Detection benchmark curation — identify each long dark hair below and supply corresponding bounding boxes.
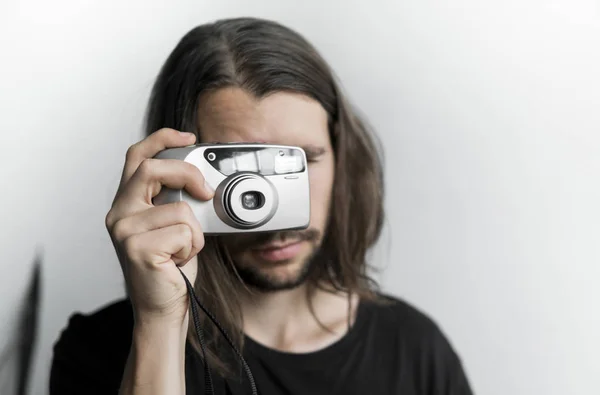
[144,17,386,376]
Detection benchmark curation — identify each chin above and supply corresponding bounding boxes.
[234,250,315,292]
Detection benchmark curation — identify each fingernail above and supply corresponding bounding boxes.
[181,131,195,138]
[204,180,214,195]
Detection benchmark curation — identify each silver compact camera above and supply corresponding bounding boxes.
[153,143,310,234]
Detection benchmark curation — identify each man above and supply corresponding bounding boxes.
[50,17,473,395]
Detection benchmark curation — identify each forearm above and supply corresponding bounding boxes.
[119,318,188,395]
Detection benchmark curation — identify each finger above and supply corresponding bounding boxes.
[120,128,196,188]
[124,224,195,268]
[112,202,204,255]
[110,158,214,222]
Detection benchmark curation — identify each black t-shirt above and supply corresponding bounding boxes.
[50,295,473,394]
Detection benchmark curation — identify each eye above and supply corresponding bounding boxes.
[302,146,327,164]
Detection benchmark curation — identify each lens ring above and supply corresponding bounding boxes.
[223,175,252,225]
[216,172,278,228]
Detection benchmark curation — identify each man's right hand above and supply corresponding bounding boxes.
[105,128,214,328]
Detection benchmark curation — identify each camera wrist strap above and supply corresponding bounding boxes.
[178,268,258,395]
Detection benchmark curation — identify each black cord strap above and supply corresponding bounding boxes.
[178,268,258,395]
[184,274,214,395]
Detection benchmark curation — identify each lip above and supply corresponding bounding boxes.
[251,240,305,262]
[253,240,302,251]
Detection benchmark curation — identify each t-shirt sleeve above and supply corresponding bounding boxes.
[420,325,474,395]
[49,303,132,394]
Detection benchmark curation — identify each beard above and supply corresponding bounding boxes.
[223,227,322,292]
[234,250,316,292]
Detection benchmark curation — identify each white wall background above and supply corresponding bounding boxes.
[1,0,598,394]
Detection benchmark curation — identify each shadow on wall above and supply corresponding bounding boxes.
[0,252,42,395]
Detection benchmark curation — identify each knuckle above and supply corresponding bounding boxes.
[196,235,205,250]
[122,235,144,261]
[185,164,206,188]
[173,201,192,218]
[186,162,204,179]
[104,211,114,230]
[125,143,140,162]
[138,158,156,176]
[122,235,140,258]
[111,219,129,242]
[177,224,193,241]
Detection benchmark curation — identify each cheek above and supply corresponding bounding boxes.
[307,164,335,229]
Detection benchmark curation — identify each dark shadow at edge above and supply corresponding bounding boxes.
[18,252,42,395]
[0,251,42,395]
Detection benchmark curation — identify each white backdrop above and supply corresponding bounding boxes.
[1,1,599,394]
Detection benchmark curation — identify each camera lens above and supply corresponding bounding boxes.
[241,191,264,210]
[207,152,216,161]
[215,173,278,229]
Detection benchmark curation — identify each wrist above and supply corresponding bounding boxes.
[134,310,189,333]
[121,316,189,395]
[131,312,190,372]
[131,324,187,365]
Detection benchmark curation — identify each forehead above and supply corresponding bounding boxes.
[196,87,329,146]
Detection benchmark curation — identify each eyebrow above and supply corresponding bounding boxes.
[301,145,327,157]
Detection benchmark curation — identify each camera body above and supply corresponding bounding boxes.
[153,143,311,234]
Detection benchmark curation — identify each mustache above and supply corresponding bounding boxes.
[229,228,321,252]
